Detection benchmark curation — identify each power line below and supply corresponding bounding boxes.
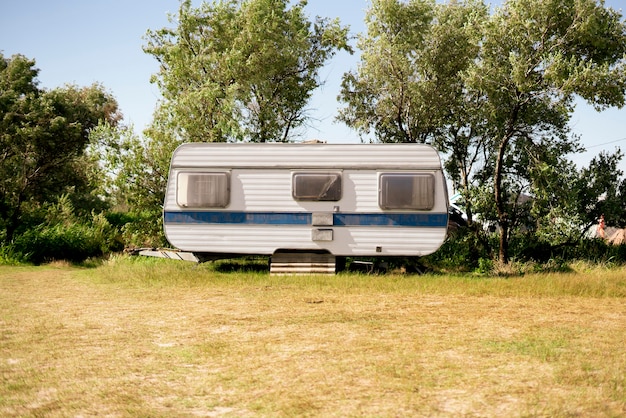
[585,137,626,149]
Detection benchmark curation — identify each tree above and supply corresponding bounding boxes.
[110,0,352,245]
[144,0,352,143]
[465,0,626,262]
[572,150,626,235]
[339,0,626,264]
[338,0,487,145]
[0,53,120,243]
[338,0,488,225]
[90,110,178,247]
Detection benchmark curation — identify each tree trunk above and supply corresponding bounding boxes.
[498,220,509,264]
[3,186,26,244]
[494,135,511,264]
[493,101,521,264]
[4,208,21,244]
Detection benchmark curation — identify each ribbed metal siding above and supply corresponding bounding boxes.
[164,225,446,256]
[170,143,443,170]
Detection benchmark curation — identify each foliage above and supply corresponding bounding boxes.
[144,0,352,143]
[87,117,174,247]
[120,209,168,248]
[338,0,487,145]
[0,53,121,244]
[13,223,99,264]
[427,226,626,275]
[571,150,626,232]
[421,226,495,272]
[0,244,27,265]
[465,0,626,262]
[340,0,626,264]
[10,195,121,264]
[561,237,626,264]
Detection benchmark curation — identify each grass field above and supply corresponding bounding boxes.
[1,257,625,417]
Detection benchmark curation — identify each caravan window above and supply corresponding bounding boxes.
[379,173,435,210]
[292,172,342,201]
[177,172,230,208]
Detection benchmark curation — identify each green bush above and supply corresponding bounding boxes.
[8,195,122,264]
[509,232,626,265]
[121,209,168,248]
[13,222,101,264]
[0,244,28,265]
[567,238,626,264]
[422,225,494,271]
[105,211,136,229]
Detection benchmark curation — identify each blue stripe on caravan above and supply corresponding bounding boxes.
[164,211,448,227]
[164,211,311,225]
[334,213,448,227]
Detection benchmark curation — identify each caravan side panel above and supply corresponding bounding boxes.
[163,143,449,257]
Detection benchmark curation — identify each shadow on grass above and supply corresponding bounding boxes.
[211,257,270,273]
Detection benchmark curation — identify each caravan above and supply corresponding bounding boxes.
[163,143,449,270]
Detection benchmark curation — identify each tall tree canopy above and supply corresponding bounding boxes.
[338,0,487,144]
[0,53,120,243]
[339,0,626,263]
[144,0,352,143]
[467,0,626,262]
[338,0,489,223]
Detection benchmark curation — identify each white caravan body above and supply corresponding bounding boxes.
[163,143,449,258]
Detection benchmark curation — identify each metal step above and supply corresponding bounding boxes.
[270,252,336,275]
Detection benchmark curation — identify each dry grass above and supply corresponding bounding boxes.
[1,257,625,417]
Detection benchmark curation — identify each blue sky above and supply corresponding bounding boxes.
[1,0,625,175]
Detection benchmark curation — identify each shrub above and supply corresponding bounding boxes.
[13,222,102,264]
[422,225,494,272]
[510,232,626,265]
[0,244,28,265]
[121,209,168,248]
[9,195,122,264]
